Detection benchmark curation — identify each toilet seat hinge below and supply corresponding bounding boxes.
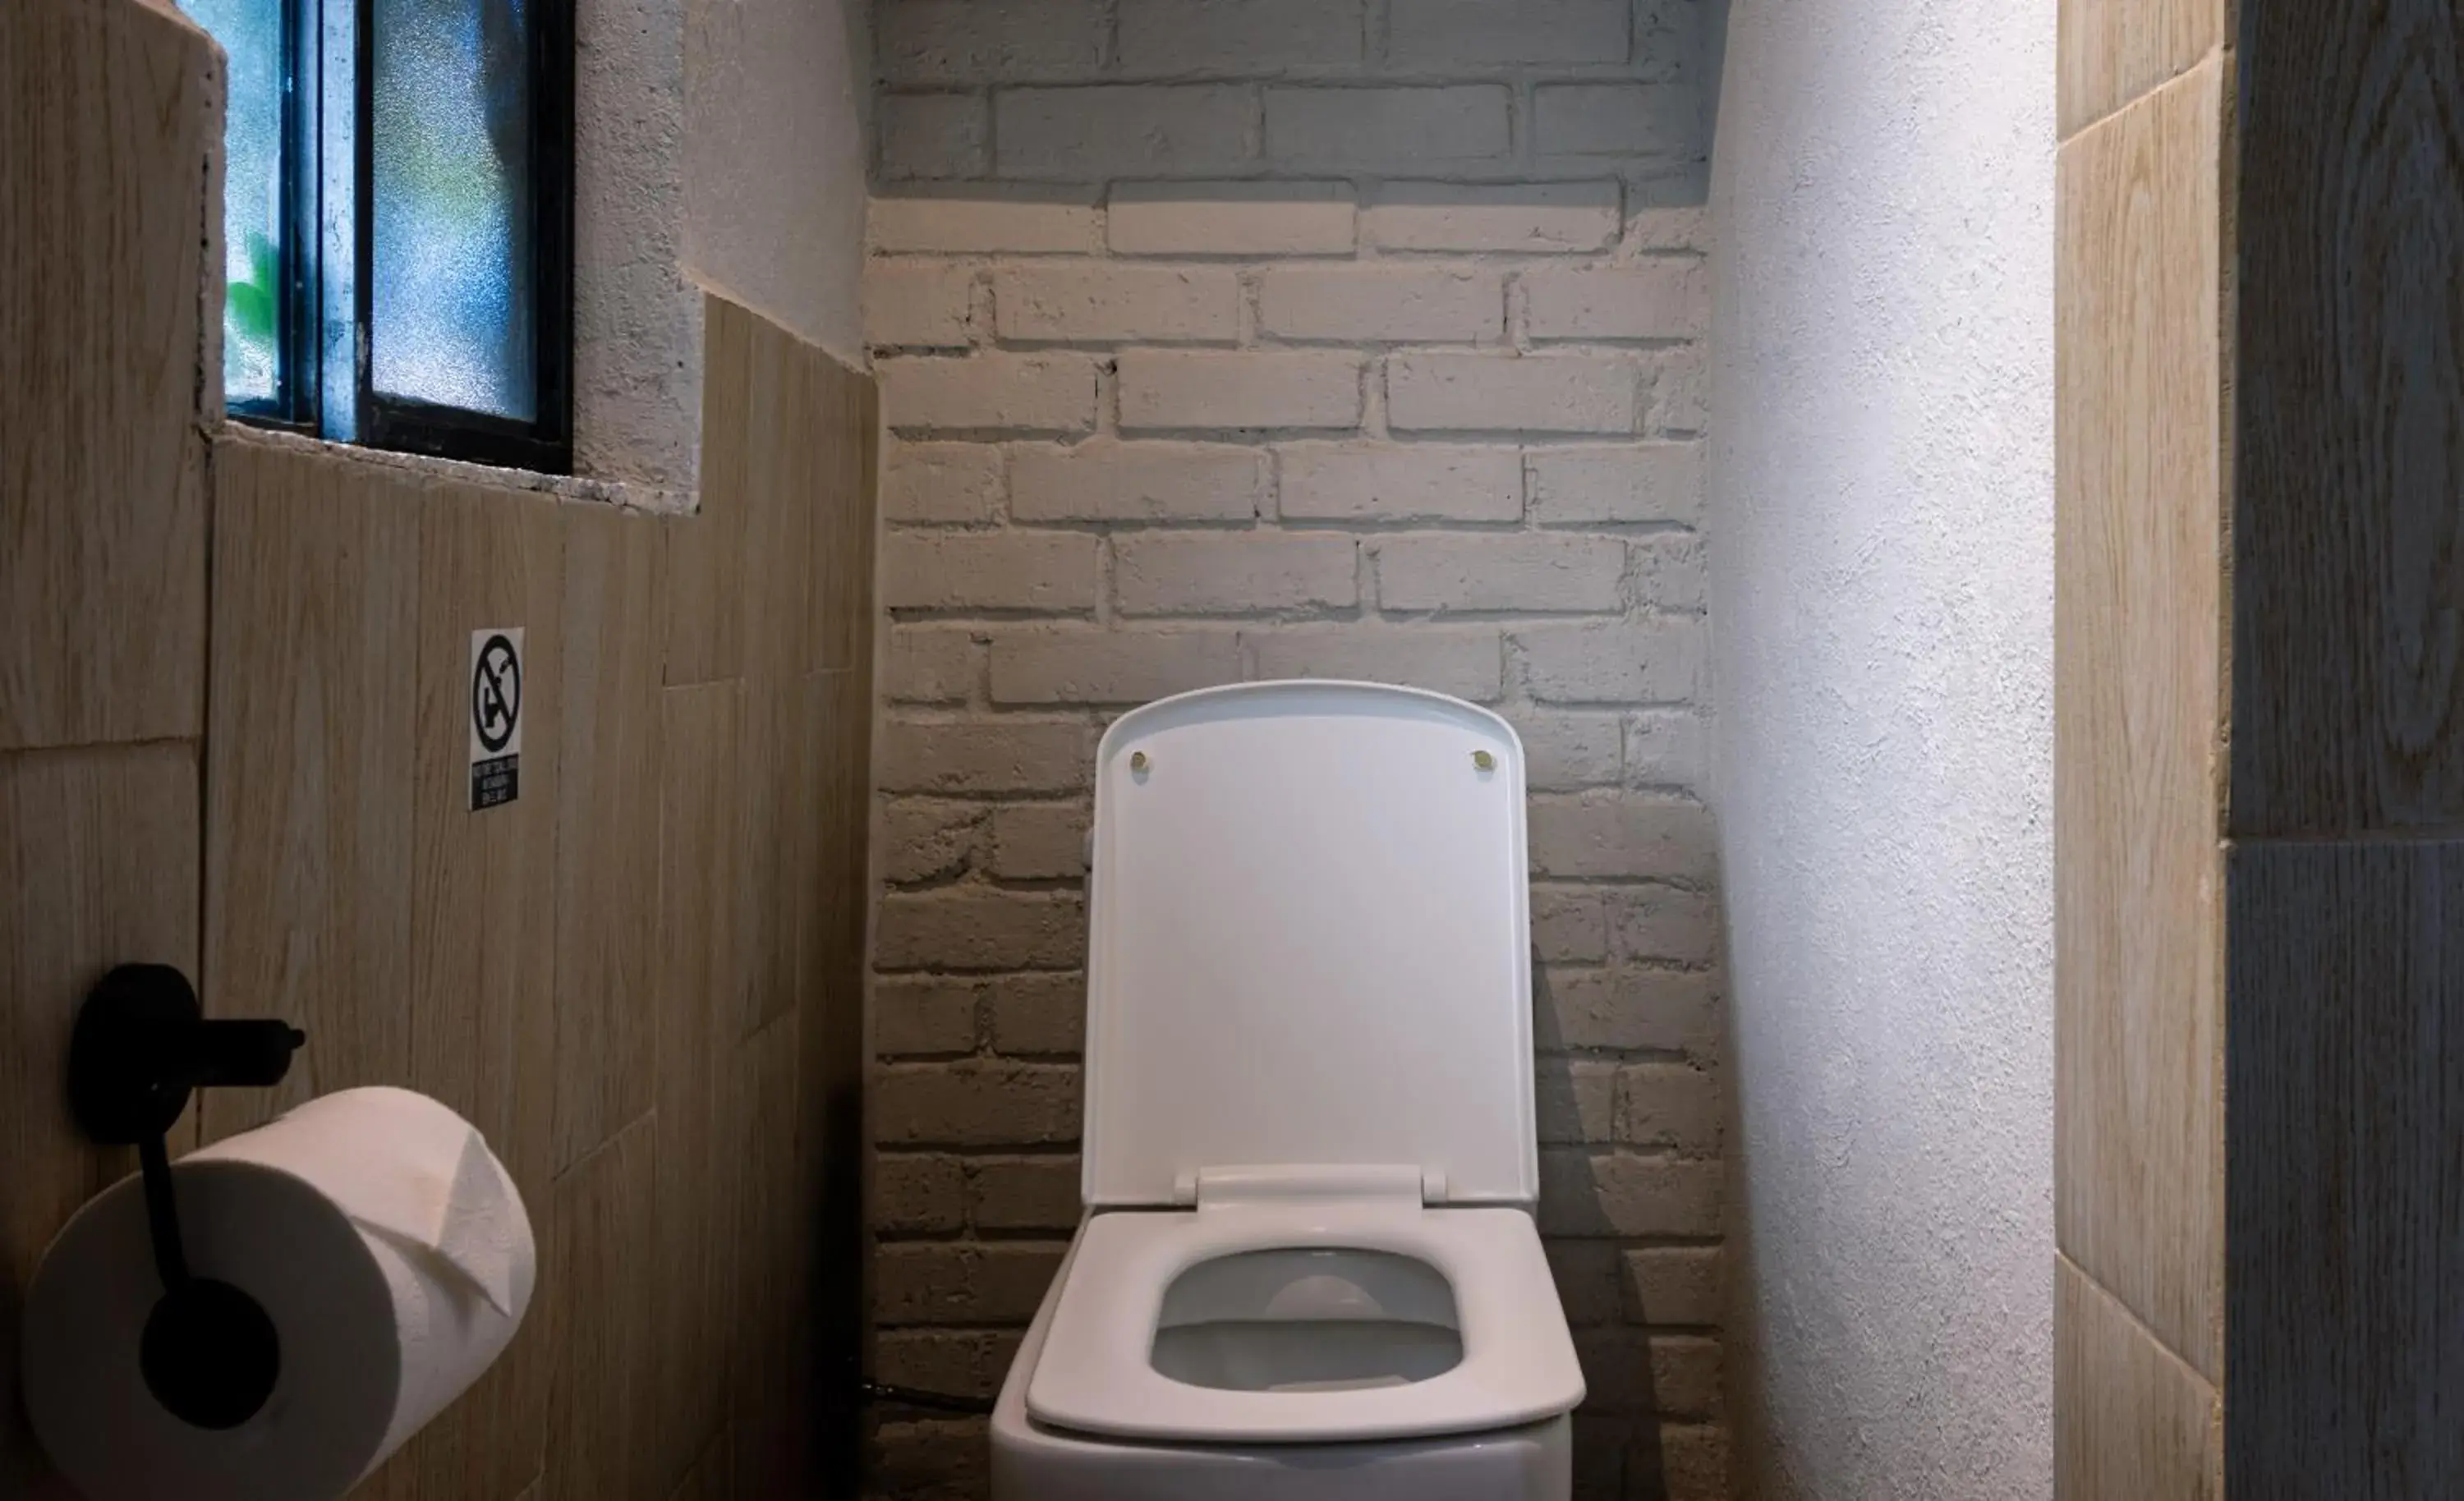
[1179,1164,1446,1210]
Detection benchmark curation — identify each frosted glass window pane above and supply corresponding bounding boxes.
[186,0,284,407]
[370,0,536,420]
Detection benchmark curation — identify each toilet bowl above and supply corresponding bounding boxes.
[990,682,1585,1501]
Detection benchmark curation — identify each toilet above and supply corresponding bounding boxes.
[990,681,1587,1501]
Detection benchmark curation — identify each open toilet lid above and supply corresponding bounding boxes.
[1081,682,1538,1209]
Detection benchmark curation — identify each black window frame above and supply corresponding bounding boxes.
[227,0,575,474]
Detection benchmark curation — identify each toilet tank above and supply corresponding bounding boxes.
[1080,682,1537,1210]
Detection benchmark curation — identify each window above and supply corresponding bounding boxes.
[190,0,573,470]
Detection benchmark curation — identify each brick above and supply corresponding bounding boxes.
[969,1156,1083,1230]
[1657,1424,1732,1501]
[1515,710,1625,791]
[1574,1329,1722,1418]
[1516,619,1704,705]
[1109,181,1356,256]
[1011,441,1265,524]
[1617,1062,1722,1152]
[1119,351,1363,432]
[1388,352,1641,435]
[1546,1239,1625,1327]
[1119,0,1366,73]
[1535,966,1722,1053]
[1243,625,1502,701]
[1630,533,1707,613]
[884,440,1004,524]
[1530,884,1609,963]
[1523,261,1707,342]
[1538,1150,1722,1237]
[1533,83,1702,159]
[876,1329,1023,1399]
[881,798,984,884]
[988,801,1090,879]
[880,531,1101,613]
[1651,345,1708,434]
[874,976,985,1058]
[1529,792,1715,879]
[1115,533,1358,615]
[879,92,989,180]
[874,1060,1084,1145]
[885,625,980,705]
[991,626,1244,704]
[1266,85,1511,167]
[871,190,1104,255]
[1527,443,1703,526]
[1277,444,1521,525]
[994,264,1241,344]
[1625,709,1708,790]
[1377,535,1625,613]
[997,85,1255,178]
[881,353,1101,435]
[1257,267,1504,344]
[877,0,1106,85]
[878,718,1092,795]
[876,1154,968,1232]
[867,260,977,348]
[876,1242,1069,1324]
[1628,198,1710,253]
[876,888,1089,971]
[871,1418,991,1494]
[1609,885,1717,964]
[986,971,1087,1055]
[1389,0,1627,66]
[1365,181,1620,253]
[1574,1412,1632,1501]
[1622,1246,1723,1327]
[1536,1058,1617,1144]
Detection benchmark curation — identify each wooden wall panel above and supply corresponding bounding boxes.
[544,1116,659,1501]
[203,438,421,1138]
[0,0,211,750]
[0,744,200,1495]
[554,511,665,1172]
[2230,3,2464,838]
[2057,0,2227,141]
[2056,1256,2221,1501]
[2227,842,2464,1496]
[2053,58,2229,1384]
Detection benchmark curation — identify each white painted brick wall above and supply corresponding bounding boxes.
[866,6,1722,1494]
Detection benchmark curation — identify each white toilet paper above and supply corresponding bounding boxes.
[20,1088,536,1501]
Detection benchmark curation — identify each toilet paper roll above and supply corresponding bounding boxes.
[20,1088,536,1501]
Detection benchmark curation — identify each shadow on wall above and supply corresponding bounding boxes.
[861,3,1735,1499]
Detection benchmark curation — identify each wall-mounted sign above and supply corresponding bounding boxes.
[469,629,524,810]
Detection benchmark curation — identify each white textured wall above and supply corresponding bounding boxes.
[1705,2,2055,1498]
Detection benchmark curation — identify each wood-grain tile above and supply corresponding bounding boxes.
[664,299,754,686]
[2226,840,2464,1495]
[2057,0,2227,141]
[554,509,664,1171]
[652,681,747,1493]
[545,1116,658,1501]
[0,0,212,750]
[2229,2,2464,838]
[368,482,565,1501]
[736,679,798,1039]
[729,1013,807,1486]
[811,360,882,675]
[0,743,199,1493]
[2053,59,2228,1382]
[2057,1255,2220,1501]
[738,305,816,685]
[202,437,420,1141]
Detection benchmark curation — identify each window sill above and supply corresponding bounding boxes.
[218,420,696,516]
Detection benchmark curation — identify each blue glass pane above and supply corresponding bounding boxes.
[186,0,284,407]
[370,0,536,420]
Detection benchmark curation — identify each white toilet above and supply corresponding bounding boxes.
[990,681,1587,1500]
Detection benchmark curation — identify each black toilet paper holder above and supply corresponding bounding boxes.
[67,964,307,1432]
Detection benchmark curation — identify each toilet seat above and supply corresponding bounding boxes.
[1026,1196,1584,1445]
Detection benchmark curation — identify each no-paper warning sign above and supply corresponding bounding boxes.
[469,628,524,810]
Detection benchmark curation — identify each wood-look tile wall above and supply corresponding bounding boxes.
[2062,2,2464,1497]
[2053,4,2230,1496]
[0,2,880,1494]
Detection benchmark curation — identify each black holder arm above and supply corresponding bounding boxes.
[66,964,306,1430]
